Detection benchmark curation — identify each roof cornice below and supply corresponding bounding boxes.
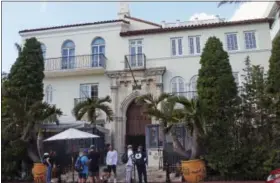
[120,18,274,37]
[19,19,130,34]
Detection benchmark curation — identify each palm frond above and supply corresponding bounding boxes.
[14,43,22,55]
[98,95,112,104]
[218,0,249,7]
[72,101,91,120]
[97,104,114,122]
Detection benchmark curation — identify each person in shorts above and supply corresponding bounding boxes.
[106,144,118,183]
[88,145,100,183]
[78,149,89,183]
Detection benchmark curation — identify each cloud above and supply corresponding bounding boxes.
[189,13,217,21]
[39,1,48,13]
[230,2,270,21]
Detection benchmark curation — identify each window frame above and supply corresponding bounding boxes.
[91,37,105,67]
[170,76,185,95]
[128,39,144,67]
[170,37,183,57]
[45,85,53,104]
[188,35,201,55]
[79,83,99,99]
[61,40,76,69]
[225,32,239,51]
[244,31,257,50]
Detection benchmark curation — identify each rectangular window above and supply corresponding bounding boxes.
[188,36,201,55]
[79,84,98,99]
[171,37,183,56]
[244,31,257,49]
[226,33,238,51]
[129,39,143,67]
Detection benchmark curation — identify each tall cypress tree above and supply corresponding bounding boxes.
[5,37,45,106]
[267,35,280,94]
[197,36,238,121]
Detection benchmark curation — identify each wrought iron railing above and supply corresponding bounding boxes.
[74,97,98,106]
[44,54,106,71]
[170,91,198,100]
[124,53,146,69]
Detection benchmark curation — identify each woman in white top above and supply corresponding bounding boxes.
[106,144,118,183]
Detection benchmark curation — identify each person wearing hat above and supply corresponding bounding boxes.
[88,145,100,183]
[43,152,52,183]
[76,149,89,183]
[125,145,134,183]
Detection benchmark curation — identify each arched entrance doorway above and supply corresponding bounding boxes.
[126,100,151,151]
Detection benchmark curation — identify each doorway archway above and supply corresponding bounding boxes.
[125,100,151,151]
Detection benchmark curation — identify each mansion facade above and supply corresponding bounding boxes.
[19,3,274,167]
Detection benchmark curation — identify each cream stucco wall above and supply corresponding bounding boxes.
[20,18,273,166]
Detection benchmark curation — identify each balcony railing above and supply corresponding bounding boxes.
[124,53,146,70]
[171,91,198,100]
[44,54,106,71]
[74,97,98,106]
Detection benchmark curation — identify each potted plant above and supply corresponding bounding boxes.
[173,96,207,183]
[137,93,207,183]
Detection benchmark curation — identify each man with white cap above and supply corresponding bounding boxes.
[125,145,134,183]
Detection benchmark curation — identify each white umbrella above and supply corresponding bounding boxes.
[44,128,99,141]
[44,128,99,183]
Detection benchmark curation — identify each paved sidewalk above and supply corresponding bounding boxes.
[61,164,181,183]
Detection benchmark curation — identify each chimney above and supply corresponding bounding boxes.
[161,21,166,28]
[176,19,180,26]
[118,2,130,19]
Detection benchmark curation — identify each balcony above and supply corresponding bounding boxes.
[44,54,106,78]
[124,54,146,70]
[171,91,198,108]
[74,97,98,106]
[171,91,198,100]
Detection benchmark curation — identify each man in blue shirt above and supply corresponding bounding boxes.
[78,149,89,183]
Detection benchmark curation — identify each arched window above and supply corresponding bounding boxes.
[189,75,198,99]
[189,75,198,91]
[171,77,185,95]
[45,85,53,103]
[91,37,105,67]
[41,43,46,61]
[61,40,75,69]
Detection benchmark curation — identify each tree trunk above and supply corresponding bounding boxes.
[171,133,190,158]
[190,124,200,159]
[27,144,40,163]
[37,130,44,163]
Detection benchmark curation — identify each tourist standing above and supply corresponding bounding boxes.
[43,152,52,183]
[134,146,148,183]
[124,145,134,183]
[106,144,118,183]
[75,149,89,183]
[88,145,100,183]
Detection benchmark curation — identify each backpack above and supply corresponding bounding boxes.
[121,152,129,164]
[74,156,85,172]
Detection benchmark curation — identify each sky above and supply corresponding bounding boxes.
[2,1,270,73]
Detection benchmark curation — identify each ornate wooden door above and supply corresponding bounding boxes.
[126,100,151,135]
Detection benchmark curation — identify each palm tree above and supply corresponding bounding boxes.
[218,0,249,7]
[218,0,280,9]
[2,95,62,162]
[136,93,190,156]
[72,95,113,125]
[173,96,207,159]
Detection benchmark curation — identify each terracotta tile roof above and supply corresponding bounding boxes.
[124,15,162,27]
[19,19,130,34]
[120,18,274,37]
